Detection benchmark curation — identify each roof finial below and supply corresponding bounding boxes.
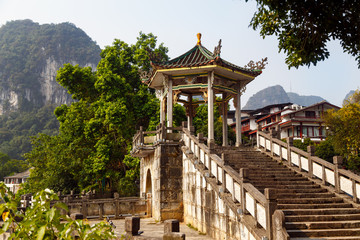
[197,33,202,45]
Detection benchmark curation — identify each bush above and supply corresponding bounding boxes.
[0,182,116,239]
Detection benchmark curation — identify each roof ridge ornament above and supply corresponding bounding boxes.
[197,33,202,45]
[214,39,222,57]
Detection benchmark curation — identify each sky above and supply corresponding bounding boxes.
[0,0,359,107]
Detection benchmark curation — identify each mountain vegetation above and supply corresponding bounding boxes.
[0,105,59,160]
[0,20,101,161]
[0,19,101,113]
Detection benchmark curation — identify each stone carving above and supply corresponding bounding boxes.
[139,68,152,81]
[244,57,268,70]
[173,90,181,104]
[213,39,222,57]
[185,76,196,84]
[201,89,208,103]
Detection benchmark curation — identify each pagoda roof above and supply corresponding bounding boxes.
[147,34,263,89]
[151,43,261,77]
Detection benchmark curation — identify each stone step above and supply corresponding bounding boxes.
[250,180,312,185]
[276,188,327,194]
[278,203,353,210]
[224,149,360,239]
[286,220,360,229]
[287,228,360,238]
[285,214,360,222]
[235,162,283,166]
[277,193,335,199]
[253,184,318,190]
[291,237,360,240]
[227,159,283,163]
[249,177,308,182]
[229,165,286,170]
[283,208,360,216]
[248,172,299,177]
[278,197,344,204]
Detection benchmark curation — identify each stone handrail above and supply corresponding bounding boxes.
[258,130,360,203]
[183,128,274,239]
[53,196,148,219]
[131,123,183,156]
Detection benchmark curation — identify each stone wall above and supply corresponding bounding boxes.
[182,152,241,239]
[140,143,183,222]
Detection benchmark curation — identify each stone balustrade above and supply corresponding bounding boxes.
[131,123,182,158]
[182,128,271,239]
[52,194,148,219]
[258,131,360,203]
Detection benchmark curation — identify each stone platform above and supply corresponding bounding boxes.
[89,218,211,239]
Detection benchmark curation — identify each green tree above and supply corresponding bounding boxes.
[315,138,338,163]
[26,33,168,195]
[325,90,360,170]
[0,152,28,181]
[248,0,360,68]
[293,138,313,152]
[193,104,235,145]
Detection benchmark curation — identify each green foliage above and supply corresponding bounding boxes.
[248,0,360,68]
[0,105,59,160]
[193,104,235,145]
[314,138,338,163]
[325,90,360,170]
[293,138,313,152]
[0,152,28,181]
[0,183,116,239]
[173,104,187,127]
[26,33,168,195]
[117,154,140,196]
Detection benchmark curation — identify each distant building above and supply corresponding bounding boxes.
[279,101,340,141]
[4,169,31,193]
[231,101,340,142]
[230,102,293,139]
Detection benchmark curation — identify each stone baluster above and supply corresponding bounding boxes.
[265,188,277,240]
[114,192,120,219]
[98,203,104,220]
[286,137,293,166]
[240,168,249,215]
[334,156,343,193]
[307,145,315,178]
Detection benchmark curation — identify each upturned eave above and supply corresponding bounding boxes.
[148,65,259,89]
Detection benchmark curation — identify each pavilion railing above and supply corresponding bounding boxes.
[257,130,360,203]
[131,123,182,156]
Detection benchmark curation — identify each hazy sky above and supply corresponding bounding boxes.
[0,0,359,107]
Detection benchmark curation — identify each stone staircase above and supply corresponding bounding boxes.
[225,148,360,240]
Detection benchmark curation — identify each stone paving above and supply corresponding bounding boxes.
[89,218,211,239]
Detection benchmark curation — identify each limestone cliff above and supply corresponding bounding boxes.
[0,20,101,115]
[243,85,327,110]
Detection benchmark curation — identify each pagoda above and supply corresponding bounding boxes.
[147,33,262,146]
